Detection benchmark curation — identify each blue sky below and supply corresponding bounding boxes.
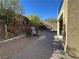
[19,0,61,20]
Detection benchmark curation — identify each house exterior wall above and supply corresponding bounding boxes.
[57,0,68,52]
[57,0,68,36]
[67,0,79,58]
[58,0,79,58]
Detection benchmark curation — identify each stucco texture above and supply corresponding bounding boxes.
[67,0,79,58]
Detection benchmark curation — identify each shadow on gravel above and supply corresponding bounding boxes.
[48,31,64,59]
[50,31,63,50]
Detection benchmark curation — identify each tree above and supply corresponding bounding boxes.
[27,15,43,33]
[27,15,41,25]
[0,0,19,39]
[0,0,19,12]
[45,17,57,23]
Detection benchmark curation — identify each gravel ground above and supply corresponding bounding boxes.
[0,31,73,59]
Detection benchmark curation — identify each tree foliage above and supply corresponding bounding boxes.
[0,0,19,39]
[0,0,19,24]
[27,15,41,25]
[45,17,57,23]
[0,0,19,12]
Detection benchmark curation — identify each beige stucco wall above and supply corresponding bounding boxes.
[57,0,68,36]
[57,0,68,52]
[67,0,79,58]
[58,0,79,58]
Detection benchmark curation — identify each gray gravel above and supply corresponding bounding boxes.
[0,31,73,59]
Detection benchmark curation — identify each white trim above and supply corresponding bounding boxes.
[0,35,25,43]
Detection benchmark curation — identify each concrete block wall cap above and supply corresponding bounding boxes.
[0,35,25,43]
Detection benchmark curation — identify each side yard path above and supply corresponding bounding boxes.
[0,32,45,59]
[0,31,73,59]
